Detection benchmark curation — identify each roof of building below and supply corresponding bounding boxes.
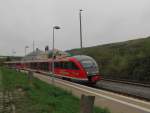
[22,48,71,61]
[22,48,46,61]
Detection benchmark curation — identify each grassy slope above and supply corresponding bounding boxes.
[68,37,150,82]
[0,67,110,113]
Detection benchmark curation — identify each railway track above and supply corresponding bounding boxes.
[96,79,150,101]
[102,78,150,87]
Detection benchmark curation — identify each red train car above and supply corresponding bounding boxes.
[5,55,101,84]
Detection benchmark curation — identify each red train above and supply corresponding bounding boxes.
[5,55,101,84]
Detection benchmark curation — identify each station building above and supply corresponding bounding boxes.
[22,46,70,61]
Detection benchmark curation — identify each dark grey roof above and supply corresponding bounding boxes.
[22,49,70,61]
[22,49,46,61]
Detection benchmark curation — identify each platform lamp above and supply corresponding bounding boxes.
[79,9,83,49]
[12,50,16,57]
[52,26,61,83]
[25,46,29,56]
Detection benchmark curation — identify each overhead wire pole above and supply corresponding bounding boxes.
[79,9,83,49]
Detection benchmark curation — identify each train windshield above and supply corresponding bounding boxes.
[81,60,95,68]
[80,59,99,75]
[73,55,99,75]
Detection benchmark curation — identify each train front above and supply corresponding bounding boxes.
[74,55,101,84]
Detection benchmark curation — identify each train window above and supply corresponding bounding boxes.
[60,62,63,68]
[44,62,49,71]
[49,62,52,71]
[68,62,79,70]
[58,62,69,69]
[39,63,42,70]
[54,62,56,68]
[56,62,79,70]
[63,62,69,69]
[31,63,37,69]
[54,62,60,68]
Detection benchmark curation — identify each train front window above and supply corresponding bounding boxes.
[81,60,95,68]
[80,59,99,75]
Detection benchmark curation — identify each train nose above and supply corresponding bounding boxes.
[91,75,101,83]
[88,74,101,84]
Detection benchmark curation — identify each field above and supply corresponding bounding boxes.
[68,37,150,83]
[0,67,110,113]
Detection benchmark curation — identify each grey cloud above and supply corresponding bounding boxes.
[0,0,150,56]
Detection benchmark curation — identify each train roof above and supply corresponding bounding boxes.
[73,55,94,61]
[5,55,95,64]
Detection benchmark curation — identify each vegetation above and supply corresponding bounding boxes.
[0,67,110,113]
[68,37,150,83]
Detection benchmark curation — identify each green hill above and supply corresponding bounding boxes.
[68,37,150,83]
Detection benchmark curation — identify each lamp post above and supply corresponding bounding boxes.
[52,26,60,82]
[79,9,83,49]
[12,50,16,56]
[25,46,29,56]
[12,50,16,60]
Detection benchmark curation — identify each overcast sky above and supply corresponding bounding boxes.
[0,0,150,56]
